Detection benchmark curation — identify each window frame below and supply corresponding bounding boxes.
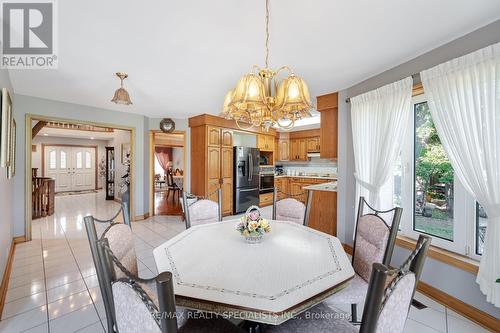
[397,94,474,256]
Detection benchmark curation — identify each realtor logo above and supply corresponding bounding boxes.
[1,0,57,68]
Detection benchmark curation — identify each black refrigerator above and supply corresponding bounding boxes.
[233,146,260,214]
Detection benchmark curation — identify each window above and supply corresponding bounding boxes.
[475,203,488,255]
[76,152,82,169]
[85,152,91,169]
[414,102,454,241]
[60,151,67,169]
[393,94,476,257]
[49,150,56,169]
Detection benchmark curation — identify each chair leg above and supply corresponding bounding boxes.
[351,303,357,323]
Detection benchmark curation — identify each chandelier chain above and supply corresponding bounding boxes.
[265,0,270,68]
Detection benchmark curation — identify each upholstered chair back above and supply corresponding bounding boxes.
[374,272,416,333]
[353,214,390,282]
[188,199,219,225]
[112,281,162,333]
[275,198,306,224]
[352,197,402,283]
[183,190,222,229]
[102,223,138,279]
[83,202,132,333]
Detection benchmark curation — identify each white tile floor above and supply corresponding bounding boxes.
[0,191,491,332]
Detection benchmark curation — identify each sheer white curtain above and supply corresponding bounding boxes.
[351,77,413,209]
[421,42,500,306]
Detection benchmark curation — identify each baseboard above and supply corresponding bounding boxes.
[133,212,150,221]
[417,281,499,332]
[0,239,16,320]
[13,236,26,244]
[342,243,353,255]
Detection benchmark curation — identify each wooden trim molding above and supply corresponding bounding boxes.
[133,212,150,221]
[0,239,16,319]
[13,236,26,244]
[412,82,424,96]
[342,243,353,256]
[417,281,499,332]
[396,235,479,274]
[188,114,277,136]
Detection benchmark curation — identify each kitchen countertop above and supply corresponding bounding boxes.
[303,181,338,192]
[275,175,337,180]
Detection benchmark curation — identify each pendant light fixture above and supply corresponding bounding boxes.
[111,72,133,105]
[221,0,313,131]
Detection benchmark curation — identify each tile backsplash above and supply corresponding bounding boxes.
[277,158,337,175]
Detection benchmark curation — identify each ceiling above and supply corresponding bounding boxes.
[9,0,500,119]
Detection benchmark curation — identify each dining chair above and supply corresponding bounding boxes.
[272,187,313,225]
[98,237,243,333]
[267,235,431,333]
[84,202,132,333]
[182,189,222,229]
[326,196,403,322]
[166,170,181,202]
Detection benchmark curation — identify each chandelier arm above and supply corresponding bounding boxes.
[235,119,255,131]
[265,0,270,68]
[274,66,293,77]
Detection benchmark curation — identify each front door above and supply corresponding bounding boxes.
[44,145,96,192]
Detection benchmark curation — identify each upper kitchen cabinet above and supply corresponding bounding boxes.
[221,129,233,147]
[207,126,221,146]
[257,134,274,152]
[317,92,338,159]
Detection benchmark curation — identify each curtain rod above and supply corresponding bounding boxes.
[344,73,420,103]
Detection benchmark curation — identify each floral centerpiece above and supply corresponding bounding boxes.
[236,206,271,244]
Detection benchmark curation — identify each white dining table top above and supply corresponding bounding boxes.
[153,219,354,324]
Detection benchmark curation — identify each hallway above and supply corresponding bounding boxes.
[0,192,185,332]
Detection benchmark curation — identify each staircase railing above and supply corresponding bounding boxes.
[32,177,55,219]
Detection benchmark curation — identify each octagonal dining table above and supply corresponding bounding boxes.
[153,219,355,326]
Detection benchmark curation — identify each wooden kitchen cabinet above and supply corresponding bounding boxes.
[258,134,274,152]
[307,137,320,152]
[317,92,338,159]
[190,125,234,215]
[259,192,274,207]
[279,139,290,161]
[289,138,308,161]
[207,126,221,146]
[221,129,233,147]
[275,177,289,200]
[221,147,233,215]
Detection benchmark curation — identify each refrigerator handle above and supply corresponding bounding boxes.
[248,153,252,182]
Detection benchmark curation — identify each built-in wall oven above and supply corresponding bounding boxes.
[259,171,274,194]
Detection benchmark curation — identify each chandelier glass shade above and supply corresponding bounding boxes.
[111,72,133,105]
[221,0,312,131]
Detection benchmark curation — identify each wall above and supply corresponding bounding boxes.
[233,132,257,147]
[337,19,500,318]
[12,94,148,237]
[172,147,184,171]
[0,69,14,288]
[31,136,108,188]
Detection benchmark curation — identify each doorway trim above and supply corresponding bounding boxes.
[149,130,186,216]
[41,143,99,191]
[26,114,136,242]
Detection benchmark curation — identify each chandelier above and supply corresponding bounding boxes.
[221,0,313,131]
[111,72,133,105]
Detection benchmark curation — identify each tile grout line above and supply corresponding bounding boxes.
[51,214,105,331]
[38,221,52,333]
[445,307,448,333]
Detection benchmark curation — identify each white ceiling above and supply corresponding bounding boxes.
[37,127,116,140]
[9,0,500,119]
